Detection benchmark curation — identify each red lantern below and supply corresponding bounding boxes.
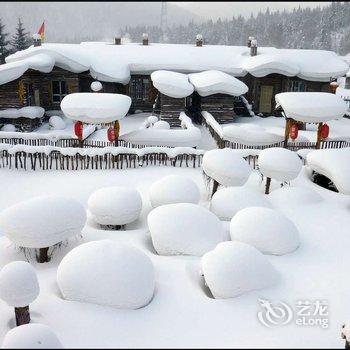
[289,123,299,140]
[107,126,116,142]
[320,123,330,139]
[74,121,83,140]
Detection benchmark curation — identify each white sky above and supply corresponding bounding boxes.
[173,2,331,19]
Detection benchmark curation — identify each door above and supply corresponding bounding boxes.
[259,85,274,114]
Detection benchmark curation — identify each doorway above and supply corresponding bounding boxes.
[259,85,274,114]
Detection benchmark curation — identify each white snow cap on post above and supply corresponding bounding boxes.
[57,240,155,309]
[275,92,348,122]
[0,196,86,249]
[201,241,278,299]
[90,80,103,92]
[151,70,194,98]
[61,93,131,124]
[0,261,39,307]
[202,148,252,186]
[148,203,225,256]
[1,324,63,349]
[189,70,248,96]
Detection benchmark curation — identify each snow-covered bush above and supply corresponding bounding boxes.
[230,207,300,255]
[148,203,225,256]
[0,196,86,263]
[88,187,142,229]
[90,81,103,92]
[57,240,155,309]
[153,120,170,129]
[48,115,66,130]
[1,124,16,132]
[210,187,271,221]
[0,261,39,326]
[1,324,63,349]
[147,115,158,126]
[201,241,278,299]
[149,175,200,208]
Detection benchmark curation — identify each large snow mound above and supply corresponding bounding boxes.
[1,324,63,349]
[49,115,66,130]
[148,203,225,256]
[201,241,278,299]
[1,124,16,132]
[306,147,350,195]
[149,175,200,208]
[275,92,348,122]
[230,207,300,255]
[0,261,39,307]
[61,93,131,123]
[0,196,86,248]
[151,70,194,98]
[57,240,155,309]
[202,148,252,186]
[210,187,271,221]
[258,147,302,181]
[88,187,142,226]
[0,107,45,120]
[188,70,248,97]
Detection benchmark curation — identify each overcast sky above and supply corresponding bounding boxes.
[173,2,331,19]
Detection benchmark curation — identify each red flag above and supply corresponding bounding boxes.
[38,21,45,40]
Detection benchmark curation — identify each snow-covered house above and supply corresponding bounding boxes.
[0,35,348,128]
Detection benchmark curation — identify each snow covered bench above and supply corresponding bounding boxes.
[0,107,45,132]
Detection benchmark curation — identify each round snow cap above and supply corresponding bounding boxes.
[153,120,170,129]
[91,81,103,92]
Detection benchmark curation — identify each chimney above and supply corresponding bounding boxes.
[114,36,121,45]
[32,33,42,47]
[247,36,254,48]
[196,34,203,47]
[250,39,258,56]
[142,33,149,46]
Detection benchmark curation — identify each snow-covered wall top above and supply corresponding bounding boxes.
[1,42,348,85]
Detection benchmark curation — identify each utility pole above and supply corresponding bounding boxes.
[160,1,168,43]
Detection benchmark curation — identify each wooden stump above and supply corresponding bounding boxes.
[265,177,271,194]
[212,180,219,197]
[37,247,49,263]
[15,305,30,326]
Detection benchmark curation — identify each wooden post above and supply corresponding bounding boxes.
[114,120,120,147]
[265,177,271,194]
[316,122,323,149]
[37,247,49,263]
[212,180,219,197]
[15,305,30,326]
[283,118,291,148]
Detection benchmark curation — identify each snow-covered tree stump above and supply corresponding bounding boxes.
[15,306,30,326]
[37,247,49,263]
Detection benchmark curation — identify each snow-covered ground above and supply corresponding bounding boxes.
[0,159,349,348]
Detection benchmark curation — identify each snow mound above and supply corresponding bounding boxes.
[306,147,350,195]
[88,187,142,226]
[151,70,194,98]
[275,92,347,122]
[210,187,271,220]
[189,70,248,97]
[148,203,225,256]
[230,207,300,255]
[90,80,103,92]
[57,240,155,309]
[258,147,302,181]
[223,124,284,146]
[0,107,44,120]
[1,124,16,132]
[202,148,252,186]
[201,241,278,298]
[0,196,86,248]
[153,120,170,129]
[49,115,66,130]
[0,261,39,307]
[149,175,200,208]
[147,115,158,125]
[1,324,63,349]
[61,93,131,123]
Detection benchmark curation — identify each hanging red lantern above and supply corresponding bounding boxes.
[320,123,330,139]
[107,126,116,142]
[289,123,299,140]
[74,121,83,140]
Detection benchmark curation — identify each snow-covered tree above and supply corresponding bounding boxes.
[0,18,10,64]
[11,18,30,53]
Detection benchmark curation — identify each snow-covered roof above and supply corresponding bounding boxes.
[0,42,348,85]
[275,92,348,122]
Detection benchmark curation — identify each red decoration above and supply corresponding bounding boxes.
[320,123,330,139]
[74,121,83,140]
[289,123,299,140]
[107,127,116,142]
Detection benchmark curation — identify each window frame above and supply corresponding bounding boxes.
[51,80,68,103]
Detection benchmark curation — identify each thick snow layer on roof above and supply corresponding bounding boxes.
[1,42,348,85]
[151,70,194,98]
[188,70,248,96]
[0,107,45,120]
[275,92,348,122]
[306,147,350,195]
[60,93,131,123]
[201,241,278,299]
[148,203,225,256]
[1,324,63,349]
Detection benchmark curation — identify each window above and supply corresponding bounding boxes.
[289,80,306,92]
[130,77,149,101]
[24,83,34,106]
[52,80,67,103]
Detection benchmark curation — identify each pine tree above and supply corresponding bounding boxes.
[11,18,30,53]
[0,19,10,64]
